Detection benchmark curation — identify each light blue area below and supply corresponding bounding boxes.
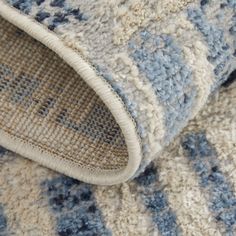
[129,32,196,144]
[187,2,235,89]
[42,176,111,236]
[182,132,236,234]
[135,163,181,235]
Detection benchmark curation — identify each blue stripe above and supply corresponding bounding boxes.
[42,176,111,236]
[182,132,236,234]
[0,204,7,236]
[135,163,181,236]
[129,31,196,144]
[187,1,235,88]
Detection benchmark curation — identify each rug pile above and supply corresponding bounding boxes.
[0,0,235,235]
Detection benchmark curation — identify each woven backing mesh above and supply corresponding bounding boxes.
[0,17,128,170]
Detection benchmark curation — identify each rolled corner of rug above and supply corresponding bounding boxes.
[0,0,235,185]
[0,1,145,185]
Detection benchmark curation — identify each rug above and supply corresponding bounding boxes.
[1,74,236,236]
[0,0,236,235]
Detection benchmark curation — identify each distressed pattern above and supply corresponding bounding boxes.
[135,163,181,235]
[8,0,88,30]
[1,0,235,180]
[129,32,196,143]
[42,176,111,236]
[0,73,236,234]
[1,0,236,234]
[0,0,235,183]
[182,132,236,234]
[187,1,235,88]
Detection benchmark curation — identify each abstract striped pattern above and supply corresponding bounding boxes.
[0,0,235,235]
[42,176,111,236]
[135,163,181,235]
[182,132,236,234]
[2,0,236,177]
[1,75,236,235]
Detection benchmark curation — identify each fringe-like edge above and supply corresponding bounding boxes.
[0,1,142,185]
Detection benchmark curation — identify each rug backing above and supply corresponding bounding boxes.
[0,16,129,171]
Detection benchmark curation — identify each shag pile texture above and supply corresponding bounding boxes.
[0,0,236,235]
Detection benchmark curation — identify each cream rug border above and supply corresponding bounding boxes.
[0,1,142,185]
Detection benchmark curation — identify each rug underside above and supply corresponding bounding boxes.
[0,17,128,171]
